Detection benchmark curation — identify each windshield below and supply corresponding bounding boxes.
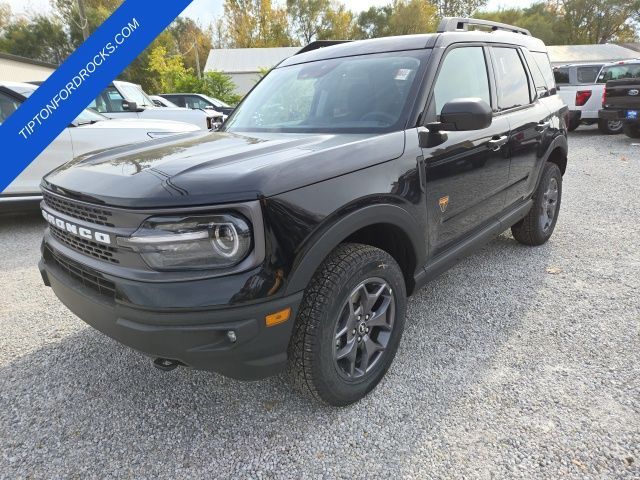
[75,108,108,125]
[118,83,155,107]
[598,64,640,83]
[224,51,428,134]
[203,95,230,108]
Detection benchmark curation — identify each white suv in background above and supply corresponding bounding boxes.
[0,82,200,210]
[89,81,223,130]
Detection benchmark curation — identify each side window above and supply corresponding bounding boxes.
[432,47,491,115]
[492,47,531,110]
[553,68,570,85]
[531,52,556,92]
[172,95,186,108]
[522,48,546,93]
[0,91,21,123]
[97,86,126,112]
[577,66,602,84]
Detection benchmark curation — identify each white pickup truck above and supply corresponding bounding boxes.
[554,63,624,135]
[89,81,223,130]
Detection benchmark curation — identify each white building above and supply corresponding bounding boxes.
[547,44,639,66]
[204,47,300,95]
[0,52,56,82]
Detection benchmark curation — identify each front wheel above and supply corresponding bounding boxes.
[598,118,624,135]
[512,162,562,246]
[287,243,407,406]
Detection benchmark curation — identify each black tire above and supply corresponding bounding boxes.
[598,118,624,135]
[512,162,562,246]
[623,123,640,139]
[287,243,407,406]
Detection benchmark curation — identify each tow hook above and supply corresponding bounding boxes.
[153,358,183,372]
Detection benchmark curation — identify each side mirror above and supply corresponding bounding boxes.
[122,100,142,112]
[437,98,492,132]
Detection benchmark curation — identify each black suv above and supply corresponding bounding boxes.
[39,18,568,406]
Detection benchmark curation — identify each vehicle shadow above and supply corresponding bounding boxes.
[0,230,560,477]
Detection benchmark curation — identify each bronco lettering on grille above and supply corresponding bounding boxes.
[42,210,112,245]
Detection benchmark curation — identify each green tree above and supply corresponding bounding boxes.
[51,0,122,48]
[559,0,640,43]
[434,0,488,17]
[223,0,293,47]
[388,0,438,36]
[168,17,213,77]
[287,0,330,44]
[318,5,357,40]
[0,14,71,64]
[355,6,393,39]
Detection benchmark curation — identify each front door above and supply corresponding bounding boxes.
[421,45,511,255]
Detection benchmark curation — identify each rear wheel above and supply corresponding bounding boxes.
[287,243,407,406]
[598,118,624,135]
[623,123,640,139]
[512,162,562,246]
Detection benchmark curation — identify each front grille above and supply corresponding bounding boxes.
[43,191,115,227]
[50,224,119,264]
[45,247,116,299]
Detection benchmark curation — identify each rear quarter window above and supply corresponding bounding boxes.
[531,52,556,91]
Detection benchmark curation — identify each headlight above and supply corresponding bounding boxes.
[118,214,252,271]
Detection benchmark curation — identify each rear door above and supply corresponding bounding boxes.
[421,45,511,255]
[491,46,550,206]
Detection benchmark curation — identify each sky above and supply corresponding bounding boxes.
[7,0,535,26]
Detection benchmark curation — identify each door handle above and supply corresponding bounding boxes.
[536,121,551,132]
[488,135,508,152]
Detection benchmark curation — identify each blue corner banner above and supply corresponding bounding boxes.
[0,0,194,192]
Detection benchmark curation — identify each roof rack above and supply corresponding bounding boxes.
[295,40,352,55]
[437,17,531,36]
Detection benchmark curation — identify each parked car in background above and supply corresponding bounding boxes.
[150,95,179,108]
[0,81,200,210]
[90,81,223,130]
[598,60,640,139]
[160,93,235,116]
[554,63,623,134]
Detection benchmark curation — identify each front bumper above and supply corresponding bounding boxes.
[39,246,303,380]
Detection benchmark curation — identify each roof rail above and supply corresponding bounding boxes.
[437,17,531,36]
[296,40,352,55]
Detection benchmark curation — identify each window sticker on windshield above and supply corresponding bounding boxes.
[395,69,412,81]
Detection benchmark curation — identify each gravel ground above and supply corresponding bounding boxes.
[1,126,639,479]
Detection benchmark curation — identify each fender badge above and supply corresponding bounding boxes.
[439,196,449,213]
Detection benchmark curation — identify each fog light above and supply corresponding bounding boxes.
[265,308,291,327]
[226,330,237,343]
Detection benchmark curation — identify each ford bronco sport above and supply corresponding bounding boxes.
[39,18,568,406]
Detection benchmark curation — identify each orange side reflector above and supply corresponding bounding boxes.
[265,307,291,327]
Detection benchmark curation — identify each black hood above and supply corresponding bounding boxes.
[43,130,406,208]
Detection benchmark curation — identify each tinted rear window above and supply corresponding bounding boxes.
[576,65,602,83]
[554,68,570,84]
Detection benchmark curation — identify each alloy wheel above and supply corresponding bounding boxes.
[333,278,395,380]
[540,176,559,233]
